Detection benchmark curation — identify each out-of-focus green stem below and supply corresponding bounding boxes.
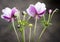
[48,13,51,23]
[38,26,47,42]
[51,8,58,19]
[23,14,26,21]
[34,16,38,35]
[21,14,26,42]
[27,16,31,21]
[29,27,31,42]
[43,14,45,22]
[21,28,25,42]
[12,18,20,42]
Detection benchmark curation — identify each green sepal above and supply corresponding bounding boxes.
[41,20,52,27]
[19,27,24,32]
[18,20,28,26]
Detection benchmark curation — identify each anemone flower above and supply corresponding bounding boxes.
[1,7,20,42]
[1,7,18,22]
[26,2,46,41]
[26,2,46,18]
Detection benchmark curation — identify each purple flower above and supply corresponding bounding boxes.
[26,2,46,18]
[1,7,18,22]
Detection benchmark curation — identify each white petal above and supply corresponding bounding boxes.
[34,2,46,14]
[1,15,4,19]
[2,7,11,17]
[34,2,41,14]
[40,3,46,13]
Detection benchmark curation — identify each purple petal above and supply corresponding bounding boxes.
[26,4,37,17]
[39,10,46,15]
[3,16,11,19]
[11,7,18,17]
[1,15,11,22]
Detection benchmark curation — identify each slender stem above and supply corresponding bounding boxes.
[29,27,31,42]
[16,11,20,21]
[21,28,25,42]
[34,16,38,35]
[38,26,47,42]
[23,15,25,21]
[38,27,46,42]
[27,16,31,21]
[51,9,58,19]
[48,13,51,23]
[12,18,20,42]
[31,16,38,42]
[21,14,26,42]
[43,14,45,22]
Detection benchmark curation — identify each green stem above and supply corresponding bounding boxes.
[23,14,25,21]
[43,14,45,22]
[34,16,38,35]
[21,14,26,42]
[48,13,51,23]
[29,27,31,42]
[15,11,20,21]
[38,26,47,42]
[21,28,25,42]
[27,16,31,21]
[51,8,58,19]
[12,18,20,42]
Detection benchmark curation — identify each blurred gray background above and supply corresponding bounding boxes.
[0,0,60,42]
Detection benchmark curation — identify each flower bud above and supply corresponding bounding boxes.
[22,11,27,15]
[49,9,52,14]
[29,24,33,28]
[17,24,20,28]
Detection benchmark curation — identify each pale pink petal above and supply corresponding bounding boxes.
[39,3,46,13]
[26,4,36,17]
[2,7,11,18]
[34,2,42,14]
[11,7,18,14]
[34,2,46,14]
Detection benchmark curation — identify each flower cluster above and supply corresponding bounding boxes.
[1,2,58,42]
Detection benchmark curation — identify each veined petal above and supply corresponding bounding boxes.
[26,4,36,17]
[34,2,46,14]
[34,2,42,14]
[39,3,46,14]
[2,7,11,17]
[11,7,18,17]
[1,15,11,21]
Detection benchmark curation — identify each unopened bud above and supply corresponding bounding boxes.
[49,9,52,14]
[17,24,20,28]
[29,24,33,28]
[22,11,27,15]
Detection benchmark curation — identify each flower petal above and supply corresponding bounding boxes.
[2,7,11,18]
[1,15,11,21]
[34,2,46,14]
[26,4,36,17]
[39,3,46,14]
[34,2,41,14]
[11,7,18,17]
